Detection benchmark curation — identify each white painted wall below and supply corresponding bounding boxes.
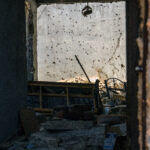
[37,2,126,83]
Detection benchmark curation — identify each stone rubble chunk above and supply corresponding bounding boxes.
[53,126,105,139]
[53,125,106,147]
[41,119,94,131]
[29,131,61,148]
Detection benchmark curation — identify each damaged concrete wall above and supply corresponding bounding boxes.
[37,2,126,83]
[26,0,38,81]
[0,0,26,143]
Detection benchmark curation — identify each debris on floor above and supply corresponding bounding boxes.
[7,117,106,150]
[6,112,127,150]
[2,78,127,150]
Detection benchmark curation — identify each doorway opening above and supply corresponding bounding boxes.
[23,0,140,149]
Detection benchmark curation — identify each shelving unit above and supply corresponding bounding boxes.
[28,81,100,113]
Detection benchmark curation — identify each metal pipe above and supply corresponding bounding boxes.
[75,55,91,83]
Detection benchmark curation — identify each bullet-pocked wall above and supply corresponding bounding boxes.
[37,2,126,83]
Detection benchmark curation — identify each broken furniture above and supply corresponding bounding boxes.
[100,78,126,115]
[104,78,126,102]
[28,80,101,113]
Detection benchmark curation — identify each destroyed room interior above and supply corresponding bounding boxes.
[0,0,150,150]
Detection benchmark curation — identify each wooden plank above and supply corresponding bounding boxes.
[28,81,94,88]
[28,93,67,97]
[28,93,94,98]
[70,94,93,98]
[28,80,94,85]
[28,84,94,88]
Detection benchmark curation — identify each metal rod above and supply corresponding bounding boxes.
[75,55,91,83]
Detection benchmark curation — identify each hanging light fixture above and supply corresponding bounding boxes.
[82,1,92,17]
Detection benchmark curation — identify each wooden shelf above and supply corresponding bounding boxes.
[28,81,99,113]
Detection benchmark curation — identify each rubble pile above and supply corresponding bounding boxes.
[4,78,127,150]
[7,117,106,150]
[6,110,127,150]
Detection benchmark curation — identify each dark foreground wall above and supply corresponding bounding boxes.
[126,0,140,149]
[0,0,26,143]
